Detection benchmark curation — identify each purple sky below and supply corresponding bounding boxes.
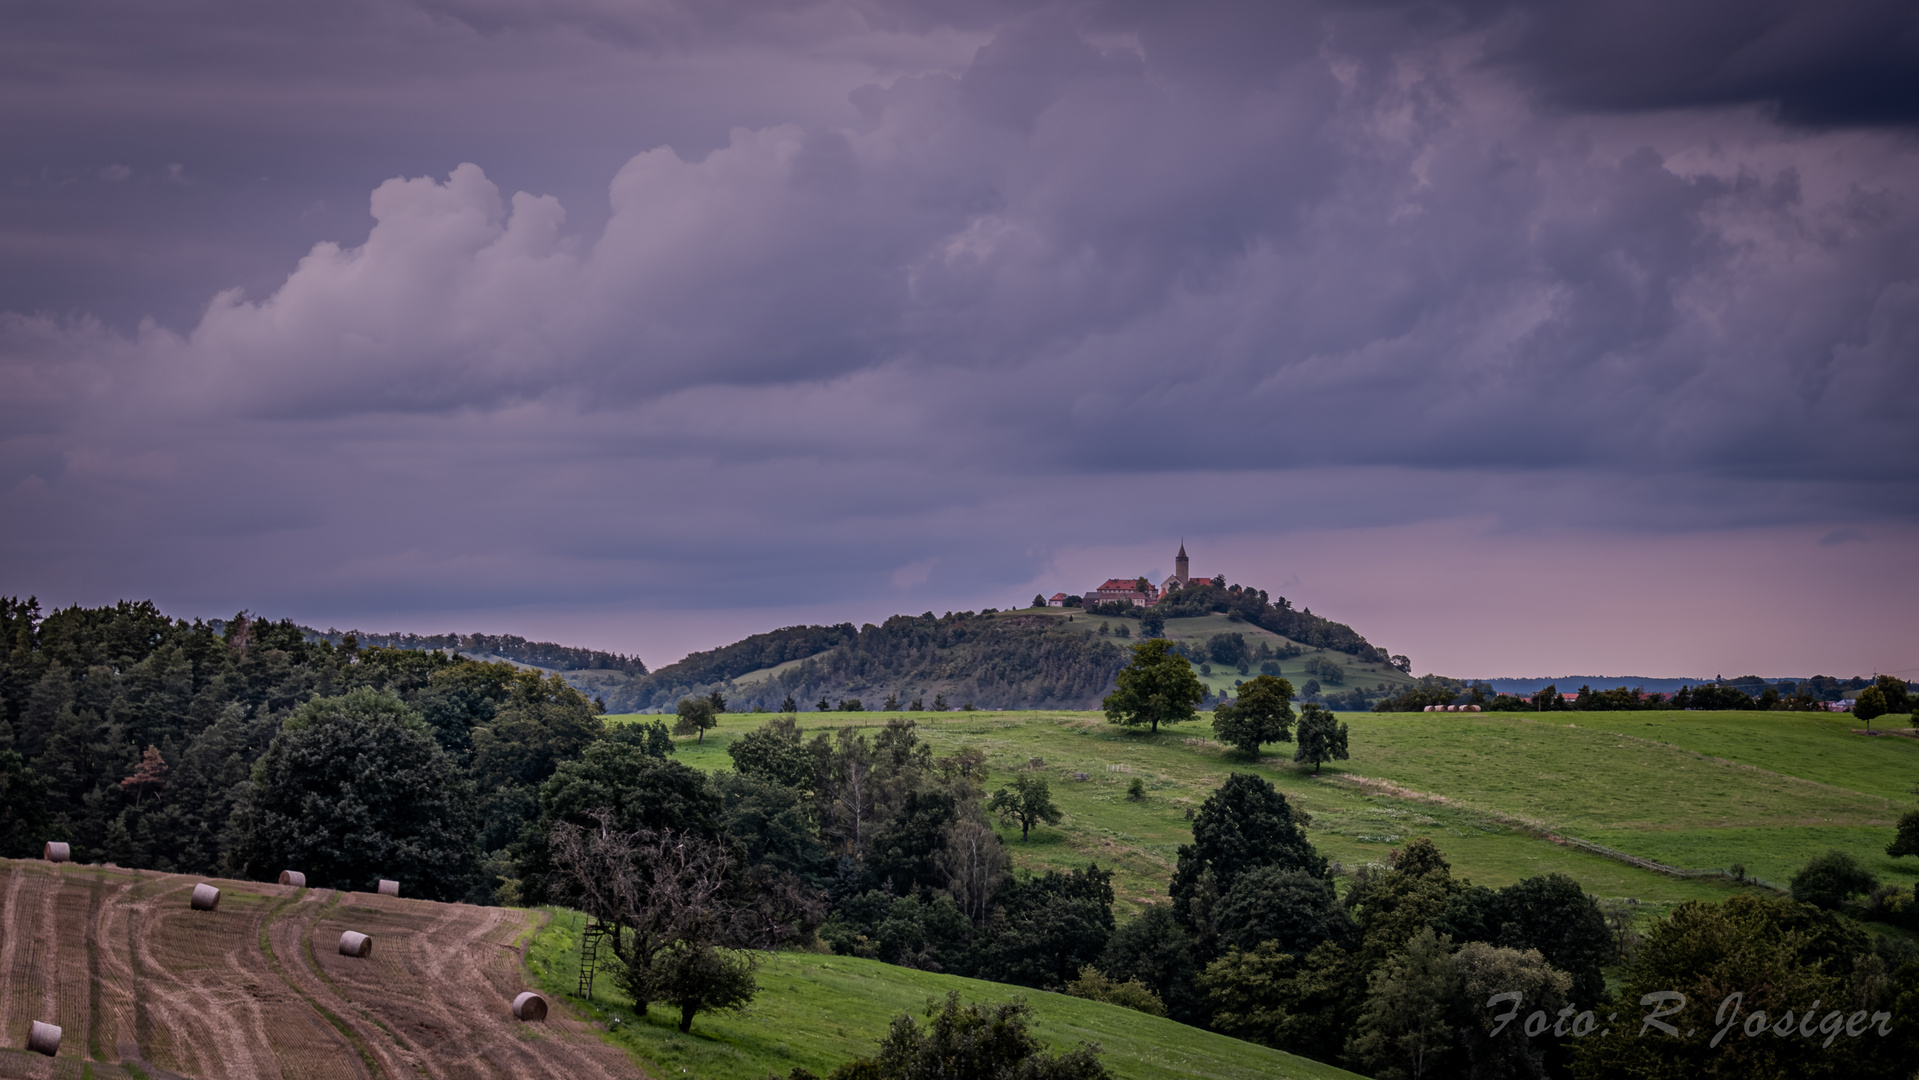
[3,0,1916,679]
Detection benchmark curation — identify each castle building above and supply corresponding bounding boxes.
[1080,544,1211,608]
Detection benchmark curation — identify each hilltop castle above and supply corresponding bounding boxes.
[1051,543,1213,608]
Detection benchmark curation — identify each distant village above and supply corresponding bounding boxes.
[1047,543,1220,608]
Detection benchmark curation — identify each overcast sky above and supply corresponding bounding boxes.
[3,0,1915,679]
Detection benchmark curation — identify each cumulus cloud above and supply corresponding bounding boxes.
[2,0,1916,668]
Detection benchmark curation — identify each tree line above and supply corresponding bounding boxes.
[299,626,648,674]
[0,595,635,898]
[1371,674,1917,714]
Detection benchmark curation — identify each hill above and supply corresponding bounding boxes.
[262,574,1405,714]
[0,859,632,1079]
[626,605,1415,714]
[525,915,1363,1080]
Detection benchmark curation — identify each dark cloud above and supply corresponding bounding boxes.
[1,0,1915,664]
[1485,0,1919,126]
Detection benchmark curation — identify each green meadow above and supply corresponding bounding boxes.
[525,909,1364,1080]
[611,707,1919,914]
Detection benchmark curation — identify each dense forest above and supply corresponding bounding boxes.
[0,595,640,900]
[630,612,1128,712]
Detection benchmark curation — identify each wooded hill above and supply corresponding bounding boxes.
[267,578,1396,713]
[626,580,1394,712]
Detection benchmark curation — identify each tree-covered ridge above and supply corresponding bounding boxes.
[712,612,1128,713]
[634,624,861,706]
[299,625,647,674]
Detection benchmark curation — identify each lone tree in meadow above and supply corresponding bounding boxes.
[675,696,719,743]
[1855,686,1888,729]
[987,771,1064,841]
[1103,639,1204,735]
[654,938,758,1033]
[1212,674,1296,756]
[1293,703,1350,774]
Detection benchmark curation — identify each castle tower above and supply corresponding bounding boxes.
[1175,542,1189,586]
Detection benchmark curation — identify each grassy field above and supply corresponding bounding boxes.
[525,909,1363,1080]
[611,707,1919,916]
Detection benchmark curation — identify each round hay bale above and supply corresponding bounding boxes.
[339,931,372,958]
[377,879,399,897]
[1467,704,1482,712]
[512,991,548,1021]
[42,841,69,863]
[190,883,221,911]
[26,1020,61,1056]
[279,870,306,887]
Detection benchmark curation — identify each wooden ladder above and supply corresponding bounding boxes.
[577,917,611,1000]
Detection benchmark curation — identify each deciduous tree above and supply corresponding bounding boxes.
[1211,675,1295,756]
[653,938,758,1033]
[1790,849,1877,909]
[986,772,1062,841]
[1293,704,1349,774]
[675,696,719,743]
[1854,686,1888,725]
[1102,639,1203,735]
[1347,927,1459,1080]
[1170,773,1325,930]
[226,688,478,898]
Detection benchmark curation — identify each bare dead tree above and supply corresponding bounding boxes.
[548,813,734,1014]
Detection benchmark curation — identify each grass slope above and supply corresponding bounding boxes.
[613,707,1919,918]
[525,910,1363,1080]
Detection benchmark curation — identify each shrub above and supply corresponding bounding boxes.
[1789,849,1877,909]
[1063,966,1166,1016]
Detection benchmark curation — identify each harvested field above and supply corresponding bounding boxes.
[0,860,640,1080]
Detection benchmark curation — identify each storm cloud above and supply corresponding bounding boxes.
[2,0,1915,674]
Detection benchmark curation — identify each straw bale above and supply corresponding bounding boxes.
[1467,704,1481,712]
[377,879,399,897]
[190,883,221,911]
[42,841,69,863]
[279,870,306,887]
[26,1020,61,1056]
[512,991,548,1021]
[339,931,373,958]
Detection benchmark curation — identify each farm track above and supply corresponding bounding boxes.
[0,861,640,1080]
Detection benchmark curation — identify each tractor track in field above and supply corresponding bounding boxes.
[0,861,644,1080]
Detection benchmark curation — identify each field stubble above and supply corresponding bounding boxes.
[0,861,636,1080]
